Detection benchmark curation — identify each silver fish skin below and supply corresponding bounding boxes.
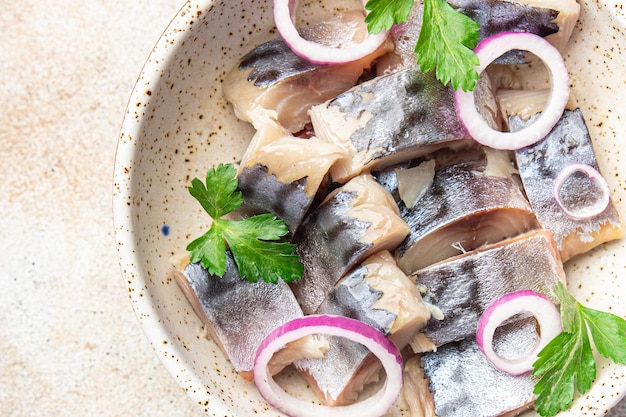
[411,229,565,349]
[309,68,483,183]
[319,251,431,347]
[417,318,539,417]
[171,252,311,382]
[448,0,559,64]
[290,175,410,315]
[236,120,344,235]
[315,264,397,336]
[450,0,558,38]
[222,11,393,132]
[295,250,431,406]
[236,164,311,235]
[512,108,624,261]
[376,149,539,274]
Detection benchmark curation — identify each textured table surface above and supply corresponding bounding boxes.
[1,1,624,416]
[1,1,198,415]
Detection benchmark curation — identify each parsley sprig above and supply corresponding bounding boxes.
[532,282,626,416]
[186,163,303,284]
[365,0,480,91]
[364,0,414,33]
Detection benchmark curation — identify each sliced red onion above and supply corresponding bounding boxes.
[273,0,388,64]
[553,163,610,220]
[455,32,570,150]
[254,314,403,417]
[476,290,562,376]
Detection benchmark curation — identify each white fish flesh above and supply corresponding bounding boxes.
[513,0,580,53]
[318,250,431,348]
[236,119,345,234]
[400,355,437,417]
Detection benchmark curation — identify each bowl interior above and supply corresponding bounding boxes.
[114,0,626,415]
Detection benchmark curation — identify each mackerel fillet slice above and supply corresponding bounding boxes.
[290,174,410,315]
[412,229,565,349]
[417,318,540,417]
[171,252,325,381]
[222,12,393,132]
[376,149,539,274]
[309,68,482,183]
[295,251,431,406]
[512,108,624,261]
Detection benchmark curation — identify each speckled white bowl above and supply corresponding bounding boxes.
[113,0,626,415]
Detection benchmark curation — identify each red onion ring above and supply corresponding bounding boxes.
[455,32,570,150]
[553,163,610,220]
[476,290,562,376]
[273,0,388,64]
[254,314,403,417]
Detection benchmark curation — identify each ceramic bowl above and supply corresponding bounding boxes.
[113,0,626,415]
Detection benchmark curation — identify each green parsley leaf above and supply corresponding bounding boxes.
[415,0,480,91]
[364,0,480,91]
[581,305,626,363]
[532,322,595,416]
[187,228,228,276]
[188,163,242,218]
[364,0,414,34]
[532,282,626,416]
[186,163,303,284]
[554,280,578,331]
[222,215,303,284]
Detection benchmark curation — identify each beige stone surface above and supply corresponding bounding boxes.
[2,1,626,417]
[1,1,200,415]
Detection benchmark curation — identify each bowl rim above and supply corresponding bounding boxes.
[112,0,217,409]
